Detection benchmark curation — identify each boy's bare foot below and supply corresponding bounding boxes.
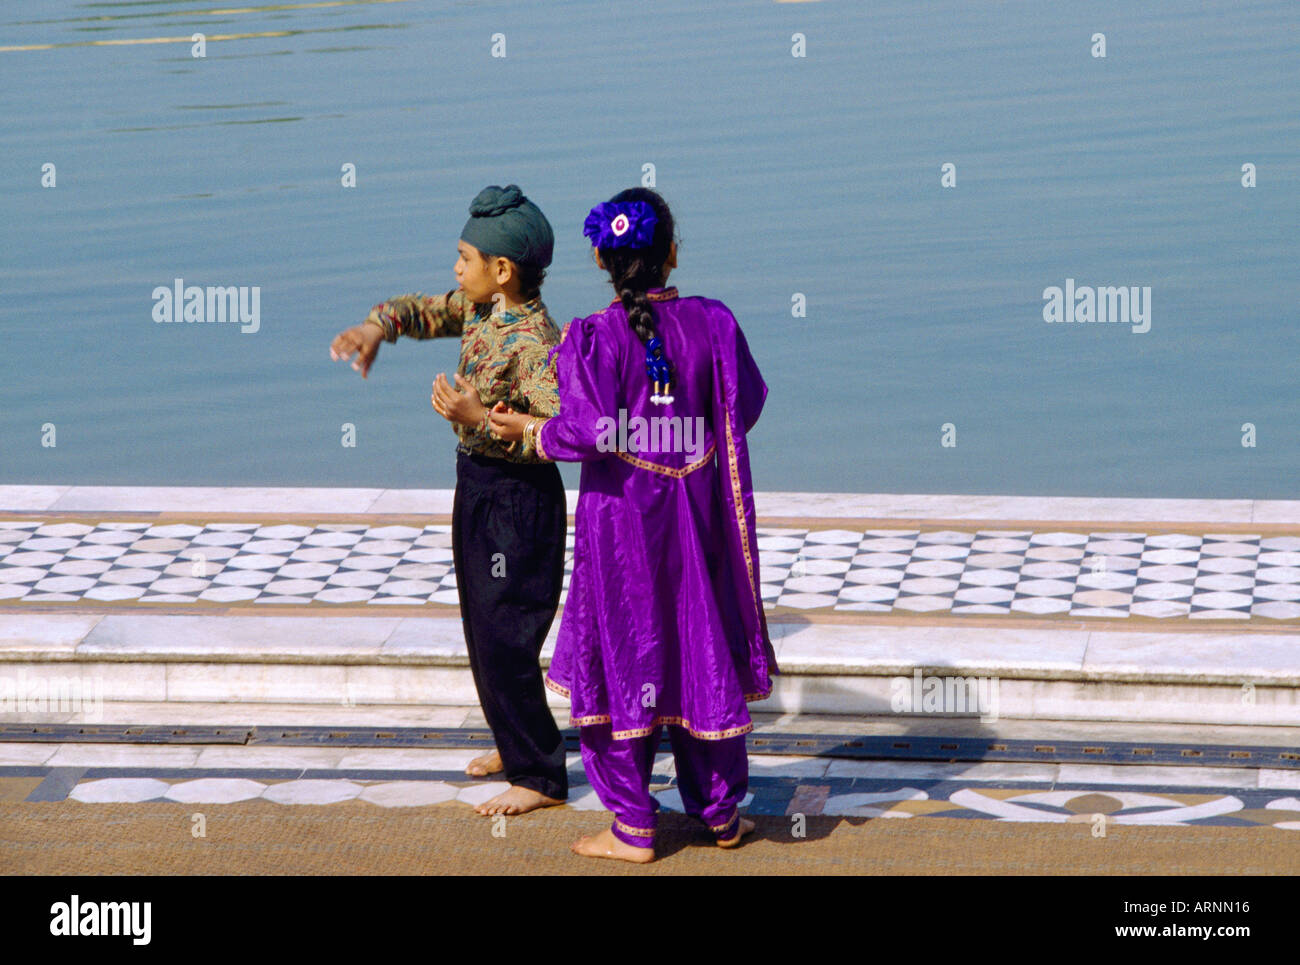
[570,828,654,863]
[465,749,503,777]
[474,785,564,816]
[716,817,756,848]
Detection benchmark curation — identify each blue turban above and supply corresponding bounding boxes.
[459,184,554,269]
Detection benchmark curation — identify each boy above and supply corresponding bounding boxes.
[329,184,567,816]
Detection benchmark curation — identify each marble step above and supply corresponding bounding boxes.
[1,612,1297,727]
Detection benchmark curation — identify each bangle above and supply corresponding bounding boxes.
[530,418,550,460]
[523,418,539,451]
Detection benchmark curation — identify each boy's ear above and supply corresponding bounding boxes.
[493,257,514,286]
[667,242,677,269]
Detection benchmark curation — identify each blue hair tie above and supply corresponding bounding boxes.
[645,336,673,405]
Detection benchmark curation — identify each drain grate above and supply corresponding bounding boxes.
[0,724,250,744]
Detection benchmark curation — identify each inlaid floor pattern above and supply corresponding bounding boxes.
[1,521,1297,619]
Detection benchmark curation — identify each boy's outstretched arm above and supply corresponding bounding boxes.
[329,289,479,379]
[362,288,477,342]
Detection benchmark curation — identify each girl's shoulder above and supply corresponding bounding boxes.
[672,294,741,332]
[676,293,734,313]
[568,294,739,340]
[583,300,625,323]
[566,301,622,338]
[557,302,624,353]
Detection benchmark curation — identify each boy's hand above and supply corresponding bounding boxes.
[330,324,384,379]
[432,372,486,427]
[487,400,530,443]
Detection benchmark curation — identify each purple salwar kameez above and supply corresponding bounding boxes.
[535,287,778,846]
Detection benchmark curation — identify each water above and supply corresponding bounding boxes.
[1,0,1296,498]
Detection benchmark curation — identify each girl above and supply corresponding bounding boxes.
[489,187,778,862]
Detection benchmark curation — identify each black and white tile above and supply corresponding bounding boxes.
[1,520,1296,619]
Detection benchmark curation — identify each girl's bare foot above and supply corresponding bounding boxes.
[717,817,755,848]
[474,785,564,816]
[570,828,654,863]
[465,749,503,778]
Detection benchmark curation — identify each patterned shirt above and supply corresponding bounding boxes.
[362,289,560,461]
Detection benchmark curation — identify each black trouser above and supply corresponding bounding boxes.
[451,449,568,800]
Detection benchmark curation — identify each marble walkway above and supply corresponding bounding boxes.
[1,486,1297,619]
[4,737,1299,831]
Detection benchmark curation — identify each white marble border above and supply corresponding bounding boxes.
[1,485,1295,523]
[4,613,1300,689]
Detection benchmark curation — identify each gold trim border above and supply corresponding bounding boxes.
[613,819,656,839]
[614,443,716,478]
[710,812,740,835]
[723,412,763,629]
[544,674,769,741]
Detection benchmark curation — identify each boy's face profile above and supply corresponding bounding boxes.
[454,241,495,303]
[455,240,518,305]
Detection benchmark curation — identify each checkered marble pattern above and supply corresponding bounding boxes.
[759,528,1300,619]
[0,521,479,607]
[1,521,1298,619]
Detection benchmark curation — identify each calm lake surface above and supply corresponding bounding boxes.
[2,0,1296,498]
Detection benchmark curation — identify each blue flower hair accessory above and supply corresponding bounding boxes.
[583,201,658,250]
